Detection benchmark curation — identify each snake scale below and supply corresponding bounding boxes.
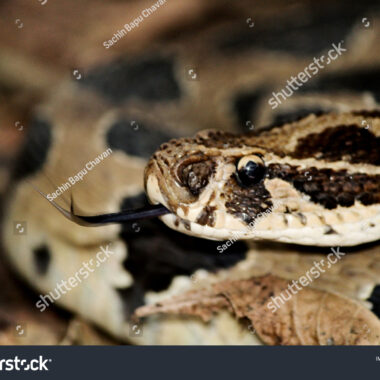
[2,0,380,344]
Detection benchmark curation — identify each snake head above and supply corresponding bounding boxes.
[145,115,380,246]
[144,129,284,241]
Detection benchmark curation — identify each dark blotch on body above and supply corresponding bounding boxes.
[217,2,370,55]
[115,193,248,316]
[233,90,263,131]
[106,119,176,159]
[299,67,380,103]
[33,245,51,276]
[79,55,181,103]
[367,285,380,319]
[12,118,52,181]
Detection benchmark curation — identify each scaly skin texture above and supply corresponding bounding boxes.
[145,112,380,246]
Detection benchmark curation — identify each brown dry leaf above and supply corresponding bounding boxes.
[135,275,380,345]
[204,242,380,308]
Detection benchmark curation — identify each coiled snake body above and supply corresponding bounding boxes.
[2,3,380,344]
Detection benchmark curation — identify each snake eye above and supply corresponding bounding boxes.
[236,155,266,187]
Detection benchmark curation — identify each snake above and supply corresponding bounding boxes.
[2,0,380,344]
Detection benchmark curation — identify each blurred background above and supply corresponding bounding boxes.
[0,0,379,344]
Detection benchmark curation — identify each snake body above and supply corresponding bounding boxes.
[2,1,380,344]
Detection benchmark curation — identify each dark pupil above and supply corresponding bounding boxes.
[237,161,265,186]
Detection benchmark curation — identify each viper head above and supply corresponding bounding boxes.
[144,129,293,241]
[144,116,380,247]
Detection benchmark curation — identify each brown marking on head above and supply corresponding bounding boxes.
[267,164,380,209]
[197,206,217,227]
[224,175,273,225]
[291,125,380,165]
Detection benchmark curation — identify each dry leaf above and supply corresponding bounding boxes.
[135,275,380,345]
